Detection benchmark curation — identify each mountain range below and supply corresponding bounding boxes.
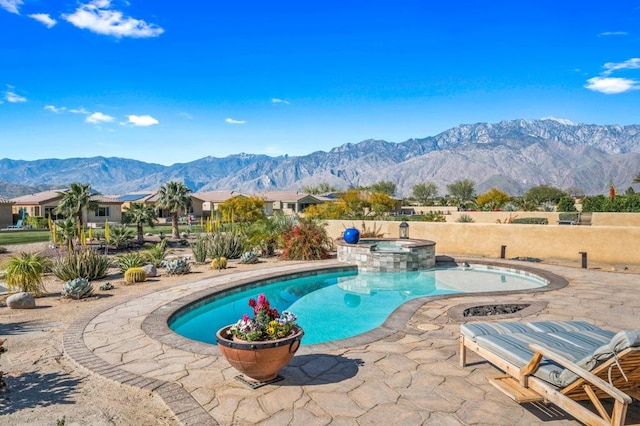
[1,118,639,198]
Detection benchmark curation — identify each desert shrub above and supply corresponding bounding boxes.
[52,248,110,281]
[510,217,548,225]
[422,212,446,222]
[281,219,332,260]
[456,214,474,223]
[114,252,145,273]
[359,221,384,238]
[165,259,191,275]
[109,225,135,249]
[124,267,147,284]
[3,252,50,296]
[143,240,170,267]
[61,278,94,299]
[0,246,7,254]
[207,230,246,259]
[190,236,208,263]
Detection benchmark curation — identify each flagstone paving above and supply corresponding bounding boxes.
[63,259,640,425]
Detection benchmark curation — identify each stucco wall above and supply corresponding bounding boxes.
[325,220,640,265]
[591,212,640,227]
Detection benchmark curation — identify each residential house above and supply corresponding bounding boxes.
[259,191,327,216]
[193,190,246,218]
[11,189,123,226]
[117,192,204,223]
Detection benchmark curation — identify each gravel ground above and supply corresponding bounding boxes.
[0,240,282,426]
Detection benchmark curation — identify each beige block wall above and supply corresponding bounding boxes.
[325,220,640,265]
[591,212,640,227]
[445,211,559,223]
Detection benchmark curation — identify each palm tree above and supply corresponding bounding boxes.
[54,183,99,226]
[123,202,157,244]
[156,181,193,239]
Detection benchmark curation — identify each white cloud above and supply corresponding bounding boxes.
[178,112,193,120]
[64,0,164,38]
[5,87,26,103]
[602,58,640,76]
[29,13,57,28]
[599,31,628,37]
[584,77,639,94]
[44,105,66,113]
[86,111,115,124]
[272,98,290,105]
[127,114,158,126]
[0,0,23,14]
[225,118,246,124]
[69,107,90,114]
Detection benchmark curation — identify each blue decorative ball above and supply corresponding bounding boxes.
[343,227,360,244]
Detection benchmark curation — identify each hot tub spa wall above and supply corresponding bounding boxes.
[336,239,436,272]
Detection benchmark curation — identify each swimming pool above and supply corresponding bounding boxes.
[169,265,547,345]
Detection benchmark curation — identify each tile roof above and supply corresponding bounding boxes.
[192,190,246,203]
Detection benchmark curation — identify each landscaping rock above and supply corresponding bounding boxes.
[142,264,158,277]
[7,292,36,309]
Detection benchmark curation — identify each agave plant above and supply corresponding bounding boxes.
[143,240,170,267]
[51,248,110,281]
[109,224,135,249]
[114,252,145,273]
[61,278,94,300]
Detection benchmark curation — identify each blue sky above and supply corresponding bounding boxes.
[1,1,639,165]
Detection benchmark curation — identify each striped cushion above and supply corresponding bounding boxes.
[475,332,592,386]
[461,322,534,341]
[526,320,607,333]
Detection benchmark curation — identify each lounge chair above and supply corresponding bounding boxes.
[460,320,640,426]
[5,219,24,230]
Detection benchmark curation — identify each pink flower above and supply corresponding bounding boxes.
[248,298,256,308]
[257,294,266,305]
[242,314,249,322]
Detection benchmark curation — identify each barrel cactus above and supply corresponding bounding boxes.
[124,267,147,284]
[165,259,191,275]
[239,252,259,264]
[61,278,94,300]
[211,257,227,270]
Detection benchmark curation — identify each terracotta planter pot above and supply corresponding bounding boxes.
[216,325,304,382]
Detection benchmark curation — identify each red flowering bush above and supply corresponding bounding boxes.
[227,294,297,341]
[281,219,332,260]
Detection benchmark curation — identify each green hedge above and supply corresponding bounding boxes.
[510,217,549,225]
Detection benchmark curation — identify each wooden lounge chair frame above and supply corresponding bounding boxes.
[461,334,640,426]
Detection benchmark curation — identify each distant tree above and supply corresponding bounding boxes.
[369,192,396,217]
[565,186,585,199]
[369,180,396,196]
[476,188,509,211]
[304,201,346,220]
[219,196,265,223]
[156,181,193,239]
[339,189,370,219]
[626,187,636,195]
[412,182,439,205]
[54,183,99,226]
[303,183,337,194]
[446,179,476,207]
[557,196,577,212]
[524,185,566,205]
[123,202,157,244]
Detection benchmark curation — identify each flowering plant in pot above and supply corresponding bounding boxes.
[228,294,297,341]
[216,294,303,385]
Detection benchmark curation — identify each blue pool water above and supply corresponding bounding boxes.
[169,266,546,345]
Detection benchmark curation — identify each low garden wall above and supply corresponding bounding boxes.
[325,220,640,265]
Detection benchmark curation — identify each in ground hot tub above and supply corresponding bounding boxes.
[336,238,436,272]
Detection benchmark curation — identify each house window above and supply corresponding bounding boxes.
[95,207,110,217]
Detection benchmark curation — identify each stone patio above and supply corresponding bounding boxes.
[63,259,640,425]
